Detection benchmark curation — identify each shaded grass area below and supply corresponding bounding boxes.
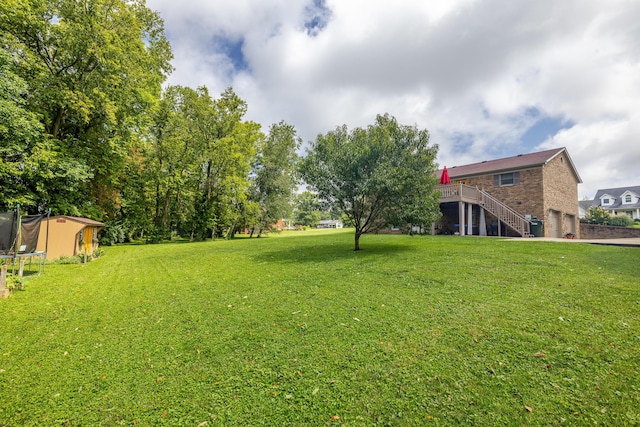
[1,231,639,426]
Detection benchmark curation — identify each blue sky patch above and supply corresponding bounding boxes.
[520,108,574,147]
[451,132,475,156]
[304,0,332,37]
[213,36,249,73]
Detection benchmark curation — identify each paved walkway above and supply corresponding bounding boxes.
[509,237,640,247]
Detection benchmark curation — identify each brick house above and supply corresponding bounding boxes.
[435,147,582,238]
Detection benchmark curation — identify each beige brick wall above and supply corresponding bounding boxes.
[466,168,545,220]
[542,153,580,237]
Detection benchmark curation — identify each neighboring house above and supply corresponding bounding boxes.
[317,220,343,229]
[591,186,640,219]
[436,147,582,238]
[579,200,594,219]
[36,216,105,259]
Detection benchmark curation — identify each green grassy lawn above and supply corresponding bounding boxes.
[1,230,639,426]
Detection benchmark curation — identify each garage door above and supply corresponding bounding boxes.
[548,209,563,238]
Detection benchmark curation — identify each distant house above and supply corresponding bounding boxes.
[36,216,105,259]
[436,147,582,238]
[316,220,343,229]
[591,186,640,219]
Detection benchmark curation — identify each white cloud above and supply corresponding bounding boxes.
[147,0,640,199]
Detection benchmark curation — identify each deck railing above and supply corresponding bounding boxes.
[436,184,531,237]
[437,184,460,200]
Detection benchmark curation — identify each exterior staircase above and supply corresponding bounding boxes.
[437,184,532,237]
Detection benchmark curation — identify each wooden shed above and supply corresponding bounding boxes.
[36,216,105,259]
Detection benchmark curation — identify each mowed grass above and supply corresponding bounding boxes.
[0,230,639,426]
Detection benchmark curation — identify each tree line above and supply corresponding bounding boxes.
[1,0,441,250]
[0,0,299,242]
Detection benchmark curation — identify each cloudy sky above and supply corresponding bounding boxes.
[146,0,640,199]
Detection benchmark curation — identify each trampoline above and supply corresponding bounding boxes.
[0,207,49,276]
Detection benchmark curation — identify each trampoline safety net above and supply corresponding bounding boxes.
[0,211,44,254]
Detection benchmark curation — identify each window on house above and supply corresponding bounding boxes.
[500,173,514,185]
[603,198,610,205]
[494,171,520,187]
[624,194,632,203]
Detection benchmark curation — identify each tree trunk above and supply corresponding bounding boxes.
[50,107,65,139]
[354,231,361,251]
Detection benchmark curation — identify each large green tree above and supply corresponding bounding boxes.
[145,85,197,241]
[192,88,261,240]
[0,48,44,210]
[0,0,172,217]
[300,114,440,250]
[250,121,300,236]
[293,191,322,228]
[0,48,90,214]
[143,86,260,241]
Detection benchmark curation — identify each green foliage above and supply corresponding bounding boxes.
[300,114,440,250]
[0,49,45,210]
[293,191,322,227]
[50,255,82,265]
[250,121,300,236]
[3,275,24,291]
[608,214,634,227]
[99,221,127,246]
[143,86,260,241]
[0,0,172,217]
[584,206,610,224]
[1,233,639,425]
[92,248,105,258]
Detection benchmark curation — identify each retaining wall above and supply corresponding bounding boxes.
[579,223,640,239]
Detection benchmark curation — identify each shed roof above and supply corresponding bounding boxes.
[48,215,105,227]
[441,147,582,183]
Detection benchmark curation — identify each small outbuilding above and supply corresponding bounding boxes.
[36,216,105,259]
[316,220,343,229]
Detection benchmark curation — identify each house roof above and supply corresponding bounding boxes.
[592,186,640,209]
[579,200,594,210]
[441,147,582,183]
[49,215,105,227]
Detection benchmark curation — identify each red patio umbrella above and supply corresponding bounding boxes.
[439,166,451,184]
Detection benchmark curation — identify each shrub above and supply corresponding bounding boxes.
[51,256,82,265]
[100,221,126,246]
[584,206,610,224]
[92,248,105,258]
[5,275,24,291]
[608,214,634,227]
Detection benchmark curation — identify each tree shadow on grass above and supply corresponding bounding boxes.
[252,241,414,265]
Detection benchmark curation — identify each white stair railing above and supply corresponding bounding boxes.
[474,187,531,237]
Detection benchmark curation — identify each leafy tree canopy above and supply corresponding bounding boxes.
[141,86,260,241]
[0,0,173,217]
[250,121,300,236]
[0,48,44,210]
[300,114,440,250]
[293,191,322,228]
